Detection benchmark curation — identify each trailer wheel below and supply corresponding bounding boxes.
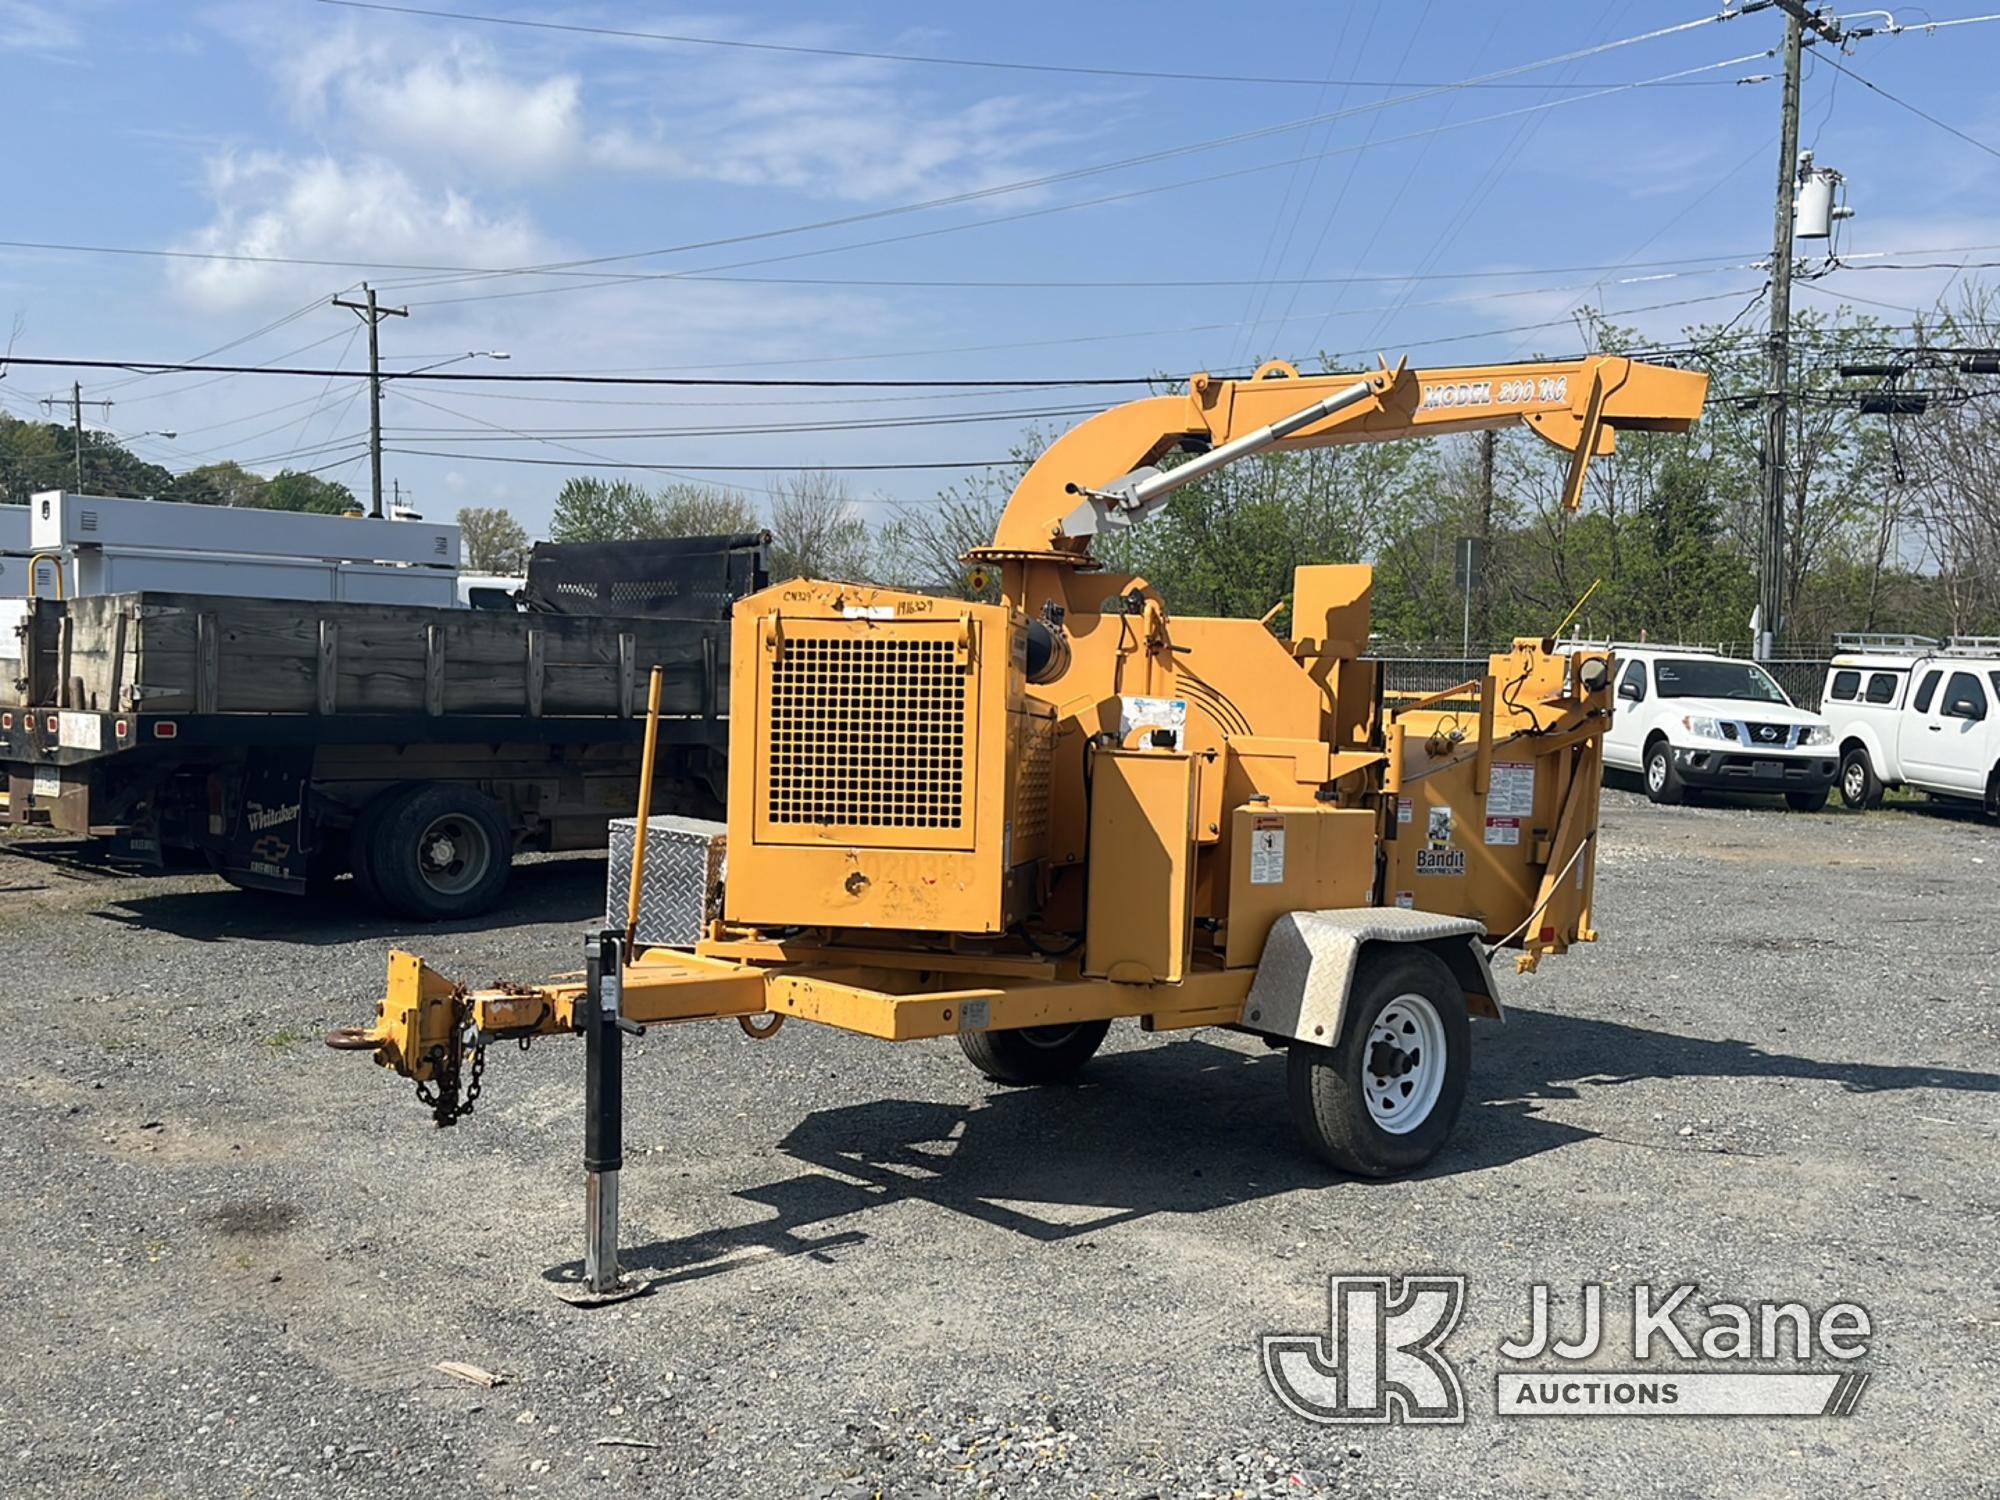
[1287,946,1469,1177]
[1839,747,1883,810]
[958,1019,1110,1085]
[1643,739,1684,805]
[365,785,513,920]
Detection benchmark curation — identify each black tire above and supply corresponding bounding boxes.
[1287,946,1470,1178]
[958,1019,1110,1085]
[347,786,411,911]
[1785,788,1830,813]
[1986,768,2000,823]
[1643,738,1685,805]
[364,784,513,921]
[1839,747,1883,811]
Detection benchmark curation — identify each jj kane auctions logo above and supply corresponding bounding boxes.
[1264,1276,1872,1423]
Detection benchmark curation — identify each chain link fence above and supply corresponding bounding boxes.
[1372,650,1833,708]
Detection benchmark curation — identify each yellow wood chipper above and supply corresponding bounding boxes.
[330,354,1708,1297]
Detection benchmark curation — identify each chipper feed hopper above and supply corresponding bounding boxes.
[331,354,1708,1295]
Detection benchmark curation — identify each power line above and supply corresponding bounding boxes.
[1315,286,1770,365]
[0,240,1758,290]
[1226,2,1380,373]
[385,404,1106,441]
[314,0,1737,92]
[110,327,361,407]
[361,26,1759,298]
[393,49,1776,313]
[385,449,1016,473]
[0,274,1955,396]
[2,357,1176,388]
[383,389,873,501]
[1808,48,2000,161]
[14,239,2000,294]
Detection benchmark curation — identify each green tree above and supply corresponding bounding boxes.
[548,476,760,542]
[181,460,269,508]
[456,504,531,573]
[549,477,652,542]
[257,470,359,514]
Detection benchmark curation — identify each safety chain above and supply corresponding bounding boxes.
[411,989,487,1128]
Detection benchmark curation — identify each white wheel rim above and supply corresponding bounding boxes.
[1647,753,1666,792]
[1362,993,1447,1135]
[1844,761,1866,801]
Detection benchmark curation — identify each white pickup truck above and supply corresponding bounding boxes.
[1820,637,2000,816]
[1591,645,1838,810]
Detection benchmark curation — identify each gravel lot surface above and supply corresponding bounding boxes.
[1,788,1995,1499]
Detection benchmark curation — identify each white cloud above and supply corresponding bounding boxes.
[242,7,1095,205]
[590,80,1083,203]
[0,0,76,49]
[260,24,585,181]
[312,48,585,182]
[169,152,550,313]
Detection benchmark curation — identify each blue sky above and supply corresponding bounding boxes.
[2,0,1996,534]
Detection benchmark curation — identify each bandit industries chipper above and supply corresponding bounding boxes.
[331,354,1708,1294]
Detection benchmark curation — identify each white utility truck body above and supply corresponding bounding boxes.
[23,491,460,607]
[1821,634,2000,811]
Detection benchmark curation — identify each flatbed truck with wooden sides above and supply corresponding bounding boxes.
[0,534,765,920]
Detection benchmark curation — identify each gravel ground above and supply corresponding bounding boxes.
[1,787,1995,1498]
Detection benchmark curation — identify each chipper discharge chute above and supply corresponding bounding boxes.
[331,353,1708,1295]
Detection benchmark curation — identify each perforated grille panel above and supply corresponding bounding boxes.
[1014,715,1054,847]
[766,634,969,831]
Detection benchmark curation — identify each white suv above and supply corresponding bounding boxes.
[1594,646,1838,809]
[1820,636,2000,815]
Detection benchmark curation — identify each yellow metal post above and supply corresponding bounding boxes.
[625,666,664,953]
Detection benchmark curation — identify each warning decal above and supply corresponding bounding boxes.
[1394,890,1416,910]
[1485,816,1521,846]
[1426,806,1453,848]
[1489,760,1536,818]
[1397,797,1413,825]
[1249,814,1286,885]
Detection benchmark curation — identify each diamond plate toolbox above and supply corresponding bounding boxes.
[605,815,727,947]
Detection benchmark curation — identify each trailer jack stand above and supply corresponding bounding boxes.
[550,929,654,1308]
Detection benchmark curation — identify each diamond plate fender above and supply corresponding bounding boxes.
[1239,907,1502,1046]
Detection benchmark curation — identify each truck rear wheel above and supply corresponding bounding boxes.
[362,784,513,920]
[1839,748,1883,810]
[958,1020,1110,1085]
[1287,946,1469,1177]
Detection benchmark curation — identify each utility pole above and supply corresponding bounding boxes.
[1476,427,1496,645]
[1760,1,1847,658]
[70,381,85,492]
[1758,10,1803,660]
[332,283,408,519]
[41,381,107,492]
